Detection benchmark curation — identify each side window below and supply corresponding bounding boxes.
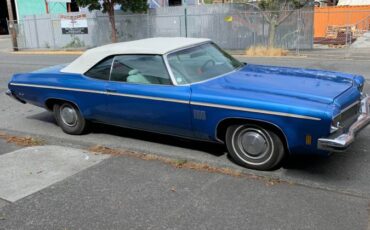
[85,57,114,80]
[110,55,172,85]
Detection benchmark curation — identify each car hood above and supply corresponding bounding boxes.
[200,64,356,105]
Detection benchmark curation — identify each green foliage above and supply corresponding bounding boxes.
[76,0,148,13]
[258,0,309,11]
[63,37,85,49]
[121,0,148,13]
[76,0,103,12]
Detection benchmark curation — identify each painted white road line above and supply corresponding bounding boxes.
[0,145,109,202]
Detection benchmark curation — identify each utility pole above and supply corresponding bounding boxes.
[6,0,18,51]
[45,0,49,14]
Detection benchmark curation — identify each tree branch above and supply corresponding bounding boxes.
[238,1,271,23]
[277,9,295,25]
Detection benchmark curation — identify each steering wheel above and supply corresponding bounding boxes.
[200,60,216,73]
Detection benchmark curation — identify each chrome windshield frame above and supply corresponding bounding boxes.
[163,41,245,86]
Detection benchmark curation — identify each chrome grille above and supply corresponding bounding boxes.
[333,101,361,129]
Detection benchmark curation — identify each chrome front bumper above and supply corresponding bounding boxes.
[318,96,370,152]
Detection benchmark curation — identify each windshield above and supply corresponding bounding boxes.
[167,43,244,85]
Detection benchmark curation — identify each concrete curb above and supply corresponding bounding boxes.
[1,128,368,200]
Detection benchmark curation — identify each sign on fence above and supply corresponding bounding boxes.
[60,14,88,34]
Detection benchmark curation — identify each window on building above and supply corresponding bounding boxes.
[169,0,182,6]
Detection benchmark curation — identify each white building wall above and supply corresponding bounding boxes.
[338,0,370,5]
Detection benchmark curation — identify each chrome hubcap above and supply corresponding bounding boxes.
[60,105,77,127]
[237,128,269,159]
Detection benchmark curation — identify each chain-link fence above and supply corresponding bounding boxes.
[8,4,315,52]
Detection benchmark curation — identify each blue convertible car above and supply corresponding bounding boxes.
[6,37,370,170]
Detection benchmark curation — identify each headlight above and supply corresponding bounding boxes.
[331,112,343,134]
[330,119,340,133]
[358,84,364,92]
[358,81,366,92]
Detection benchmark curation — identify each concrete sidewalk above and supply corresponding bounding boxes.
[0,35,83,55]
[0,145,109,202]
[0,145,368,229]
[297,47,370,60]
[0,35,12,53]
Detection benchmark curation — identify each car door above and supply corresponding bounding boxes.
[82,56,113,122]
[105,54,193,138]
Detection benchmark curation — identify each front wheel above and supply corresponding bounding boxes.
[226,124,285,170]
[53,102,87,135]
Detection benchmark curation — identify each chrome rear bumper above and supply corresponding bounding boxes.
[318,95,370,152]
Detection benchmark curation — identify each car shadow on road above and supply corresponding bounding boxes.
[27,111,56,124]
[280,149,365,182]
[27,111,226,157]
[89,123,227,157]
[27,111,367,180]
[282,155,332,171]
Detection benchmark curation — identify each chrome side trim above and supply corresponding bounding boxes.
[10,83,107,95]
[10,83,321,120]
[191,101,321,121]
[318,95,370,152]
[107,91,189,104]
[9,83,189,104]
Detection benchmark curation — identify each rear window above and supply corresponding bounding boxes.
[85,57,114,80]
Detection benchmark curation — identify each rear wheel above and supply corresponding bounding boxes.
[226,124,285,170]
[53,102,87,135]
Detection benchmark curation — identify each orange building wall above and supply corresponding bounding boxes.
[314,5,370,37]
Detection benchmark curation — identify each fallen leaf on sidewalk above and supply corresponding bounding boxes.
[266,178,283,186]
[87,144,293,187]
[0,214,6,220]
[0,132,44,147]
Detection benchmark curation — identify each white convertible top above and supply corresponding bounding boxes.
[61,37,211,74]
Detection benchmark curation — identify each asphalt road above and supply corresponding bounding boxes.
[1,51,370,229]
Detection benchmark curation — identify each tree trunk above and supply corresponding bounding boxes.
[268,22,277,48]
[108,3,117,43]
